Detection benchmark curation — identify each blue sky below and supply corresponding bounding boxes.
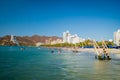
[0,0,120,40]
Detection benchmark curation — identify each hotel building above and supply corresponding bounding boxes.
[114,29,120,46]
[63,30,85,44]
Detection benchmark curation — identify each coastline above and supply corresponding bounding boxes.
[62,48,120,54]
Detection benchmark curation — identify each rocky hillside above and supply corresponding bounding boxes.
[0,35,62,46]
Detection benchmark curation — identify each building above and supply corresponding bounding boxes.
[45,39,51,44]
[114,29,120,46]
[51,39,63,44]
[36,42,44,47]
[109,39,113,42]
[10,35,19,45]
[63,30,71,43]
[63,30,85,44]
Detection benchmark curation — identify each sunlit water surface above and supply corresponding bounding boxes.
[0,46,120,80]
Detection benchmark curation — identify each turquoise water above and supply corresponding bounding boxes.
[0,46,120,80]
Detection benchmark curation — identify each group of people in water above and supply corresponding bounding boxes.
[51,48,61,53]
[96,48,111,60]
[50,48,79,53]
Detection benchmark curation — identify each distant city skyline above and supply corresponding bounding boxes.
[63,30,85,44]
[0,0,120,41]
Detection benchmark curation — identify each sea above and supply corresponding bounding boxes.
[0,46,120,80]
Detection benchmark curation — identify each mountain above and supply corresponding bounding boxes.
[0,35,62,46]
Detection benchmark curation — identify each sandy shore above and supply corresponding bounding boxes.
[62,48,120,54]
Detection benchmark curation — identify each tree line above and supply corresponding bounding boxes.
[41,39,114,47]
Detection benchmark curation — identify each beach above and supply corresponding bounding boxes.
[62,47,120,54]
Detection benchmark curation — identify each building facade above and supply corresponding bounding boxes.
[63,30,85,44]
[10,35,19,45]
[63,30,70,43]
[114,29,120,46]
[36,42,44,47]
[51,39,63,44]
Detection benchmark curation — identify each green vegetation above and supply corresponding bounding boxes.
[41,40,114,47]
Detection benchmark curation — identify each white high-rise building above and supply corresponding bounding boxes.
[114,29,120,46]
[63,30,71,43]
[10,35,16,43]
[10,35,19,45]
[63,30,85,44]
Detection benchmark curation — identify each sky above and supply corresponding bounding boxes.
[0,0,120,40]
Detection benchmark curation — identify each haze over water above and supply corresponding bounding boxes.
[0,46,120,80]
